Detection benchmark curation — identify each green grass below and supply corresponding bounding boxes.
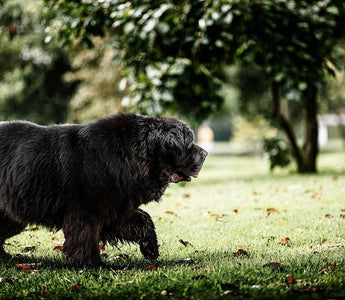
[1,153,345,299]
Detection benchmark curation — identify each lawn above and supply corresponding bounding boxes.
[0,152,345,299]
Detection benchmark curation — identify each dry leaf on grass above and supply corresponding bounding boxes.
[263,262,283,271]
[69,284,85,291]
[267,208,278,216]
[24,226,39,232]
[179,239,193,247]
[281,237,291,246]
[52,237,63,243]
[233,249,248,257]
[311,192,324,199]
[42,285,48,297]
[319,264,335,274]
[145,264,158,271]
[285,275,294,284]
[164,211,178,216]
[21,246,36,252]
[294,286,325,294]
[15,262,42,273]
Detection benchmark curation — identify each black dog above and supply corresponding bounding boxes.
[0,114,207,266]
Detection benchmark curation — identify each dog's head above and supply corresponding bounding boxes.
[155,117,208,184]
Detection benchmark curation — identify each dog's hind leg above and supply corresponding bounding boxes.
[102,209,159,260]
[0,210,26,259]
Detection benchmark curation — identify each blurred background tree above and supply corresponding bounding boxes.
[1,0,344,173]
[42,0,345,173]
[0,0,79,124]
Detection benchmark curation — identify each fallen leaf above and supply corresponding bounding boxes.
[145,264,158,271]
[281,237,291,246]
[318,240,326,246]
[15,263,42,273]
[285,275,294,284]
[208,212,220,217]
[99,244,105,251]
[183,193,191,199]
[267,236,276,242]
[21,246,36,252]
[69,284,85,291]
[206,265,211,273]
[25,227,39,232]
[164,211,178,216]
[15,263,42,270]
[52,237,63,243]
[311,192,324,199]
[267,208,278,216]
[263,262,283,271]
[319,264,336,274]
[42,285,48,297]
[179,239,193,247]
[252,190,262,195]
[294,228,303,233]
[233,209,239,214]
[233,249,248,257]
[294,286,325,294]
[53,246,63,251]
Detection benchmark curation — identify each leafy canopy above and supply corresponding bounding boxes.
[43,0,345,122]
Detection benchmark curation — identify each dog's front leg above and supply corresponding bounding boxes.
[63,208,103,267]
[103,209,159,260]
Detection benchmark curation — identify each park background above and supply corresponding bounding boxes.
[1,0,345,299]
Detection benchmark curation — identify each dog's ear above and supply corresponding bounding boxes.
[160,120,194,159]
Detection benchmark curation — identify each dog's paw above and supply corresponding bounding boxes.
[139,240,159,260]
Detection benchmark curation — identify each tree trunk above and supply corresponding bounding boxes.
[271,83,318,173]
[301,86,318,173]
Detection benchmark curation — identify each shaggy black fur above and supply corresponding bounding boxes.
[0,114,207,266]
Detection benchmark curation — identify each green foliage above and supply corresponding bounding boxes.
[43,0,345,123]
[0,0,76,124]
[263,137,292,171]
